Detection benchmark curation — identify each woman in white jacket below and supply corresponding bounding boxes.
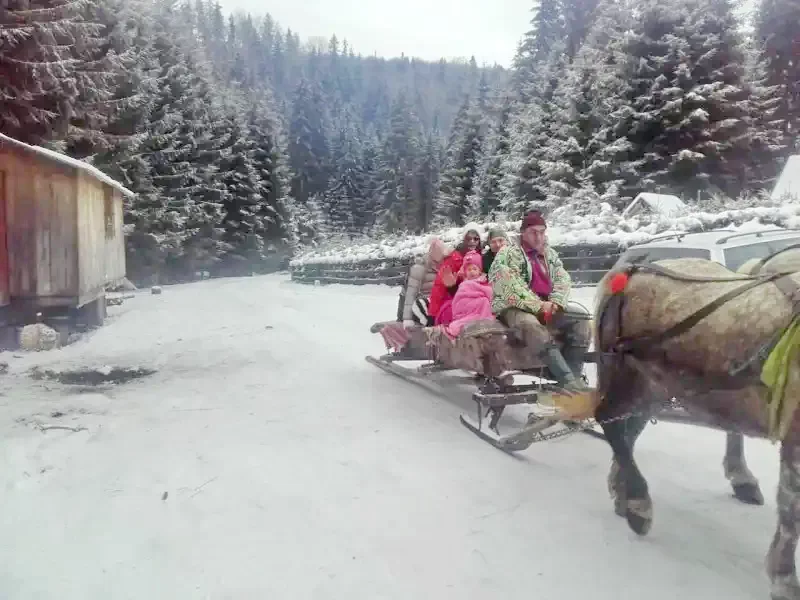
[397,238,450,327]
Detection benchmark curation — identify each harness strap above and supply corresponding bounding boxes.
[773,274,800,313]
[727,273,800,376]
[759,242,800,265]
[625,261,760,284]
[616,270,788,355]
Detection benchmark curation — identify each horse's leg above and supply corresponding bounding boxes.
[599,412,653,535]
[608,415,649,517]
[724,431,764,505]
[767,442,800,600]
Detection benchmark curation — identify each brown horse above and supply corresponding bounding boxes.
[594,250,800,600]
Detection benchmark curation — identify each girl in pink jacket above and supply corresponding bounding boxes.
[445,250,495,338]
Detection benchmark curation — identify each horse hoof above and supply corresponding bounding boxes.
[733,482,764,505]
[625,498,653,535]
[626,511,652,536]
[770,575,800,600]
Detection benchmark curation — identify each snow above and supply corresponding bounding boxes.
[771,155,800,202]
[0,133,135,198]
[0,273,785,599]
[291,203,800,266]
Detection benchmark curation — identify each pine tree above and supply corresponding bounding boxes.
[126,19,226,280]
[585,0,765,202]
[562,0,602,59]
[214,103,266,272]
[288,78,331,205]
[756,0,800,147]
[376,92,422,232]
[65,0,158,174]
[499,45,568,217]
[741,38,788,191]
[356,129,382,233]
[416,132,444,230]
[511,0,564,103]
[247,93,295,258]
[573,0,639,207]
[325,125,367,234]
[472,100,512,218]
[536,0,632,210]
[437,95,485,225]
[0,0,111,144]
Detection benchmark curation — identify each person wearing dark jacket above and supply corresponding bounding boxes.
[482,228,508,274]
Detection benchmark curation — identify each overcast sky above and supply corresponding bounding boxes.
[217,0,533,67]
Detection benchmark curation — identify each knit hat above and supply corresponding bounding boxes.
[521,210,546,231]
[487,227,507,240]
[461,250,483,272]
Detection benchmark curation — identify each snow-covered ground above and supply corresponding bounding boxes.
[0,274,784,599]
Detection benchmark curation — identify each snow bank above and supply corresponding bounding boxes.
[291,202,800,267]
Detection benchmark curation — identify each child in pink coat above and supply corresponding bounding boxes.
[445,250,495,338]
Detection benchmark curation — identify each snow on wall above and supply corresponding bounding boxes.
[290,202,800,267]
[0,133,135,198]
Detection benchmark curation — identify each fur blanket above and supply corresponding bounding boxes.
[374,317,582,377]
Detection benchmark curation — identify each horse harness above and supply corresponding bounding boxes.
[599,260,800,384]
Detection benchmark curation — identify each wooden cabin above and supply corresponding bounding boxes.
[0,133,132,327]
[621,192,687,219]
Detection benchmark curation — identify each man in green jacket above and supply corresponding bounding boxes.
[488,210,590,393]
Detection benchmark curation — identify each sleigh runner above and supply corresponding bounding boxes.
[367,301,607,451]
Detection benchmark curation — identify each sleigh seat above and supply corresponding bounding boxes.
[370,301,592,379]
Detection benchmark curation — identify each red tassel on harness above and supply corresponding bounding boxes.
[609,272,630,295]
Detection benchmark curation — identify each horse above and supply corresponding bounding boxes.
[610,255,773,509]
[593,246,800,600]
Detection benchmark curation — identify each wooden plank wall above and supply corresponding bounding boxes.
[76,173,126,303]
[0,150,78,299]
[290,243,623,288]
[108,189,126,282]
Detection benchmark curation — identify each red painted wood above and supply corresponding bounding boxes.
[0,170,9,306]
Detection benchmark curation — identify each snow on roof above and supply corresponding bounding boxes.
[621,193,687,218]
[771,155,800,201]
[0,133,134,198]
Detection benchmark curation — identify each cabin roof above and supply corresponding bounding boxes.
[0,133,134,198]
[622,192,687,218]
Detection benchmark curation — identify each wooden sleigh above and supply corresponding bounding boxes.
[366,301,608,451]
[367,298,734,452]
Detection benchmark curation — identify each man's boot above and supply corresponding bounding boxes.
[539,344,595,424]
[561,344,590,386]
[540,344,588,392]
